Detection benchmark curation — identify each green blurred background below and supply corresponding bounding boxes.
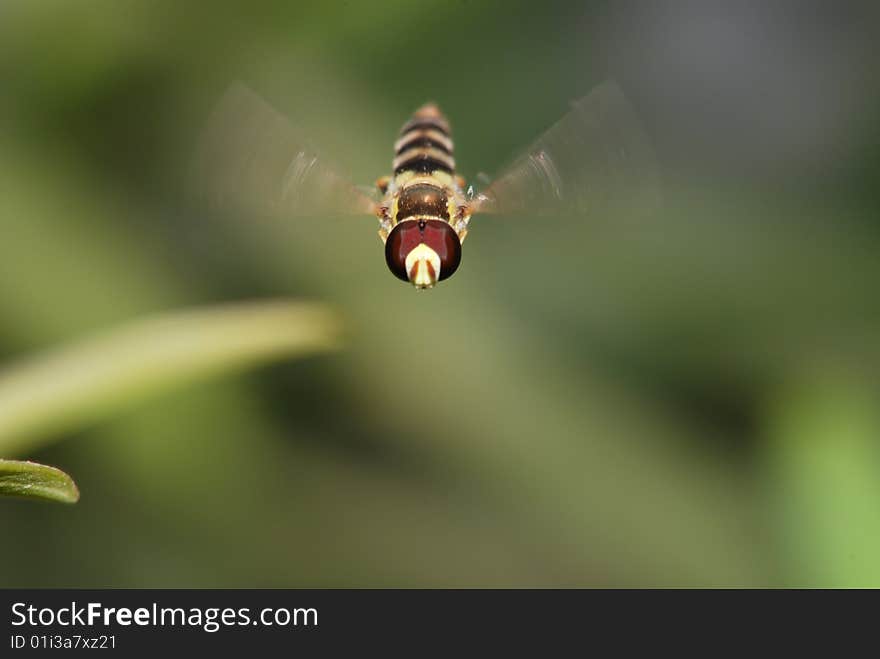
[2,0,879,587]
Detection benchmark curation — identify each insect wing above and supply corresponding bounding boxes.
[192,82,376,219]
[472,81,660,220]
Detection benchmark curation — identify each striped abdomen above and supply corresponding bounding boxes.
[393,103,455,176]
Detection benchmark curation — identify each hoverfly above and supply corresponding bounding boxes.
[194,81,659,289]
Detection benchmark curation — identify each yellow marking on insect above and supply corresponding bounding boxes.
[405,243,441,288]
[394,170,456,190]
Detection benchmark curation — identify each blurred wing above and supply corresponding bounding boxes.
[192,82,376,219]
[472,81,660,219]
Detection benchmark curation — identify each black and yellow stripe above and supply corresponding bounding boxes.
[394,129,453,156]
[398,106,450,137]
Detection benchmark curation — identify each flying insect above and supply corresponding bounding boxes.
[194,81,659,289]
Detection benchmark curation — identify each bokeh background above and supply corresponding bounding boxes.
[2,0,879,587]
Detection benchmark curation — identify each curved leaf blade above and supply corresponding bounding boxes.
[0,459,80,504]
[0,300,342,456]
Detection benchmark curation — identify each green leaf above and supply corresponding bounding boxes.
[0,459,80,504]
[0,299,342,457]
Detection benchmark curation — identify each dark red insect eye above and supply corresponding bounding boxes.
[421,220,461,281]
[384,219,462,283]
[385,221,422,281]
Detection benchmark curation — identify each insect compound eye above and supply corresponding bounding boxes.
[385,221,423,282]
[384,219,462,283]
[420,220,461,281]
